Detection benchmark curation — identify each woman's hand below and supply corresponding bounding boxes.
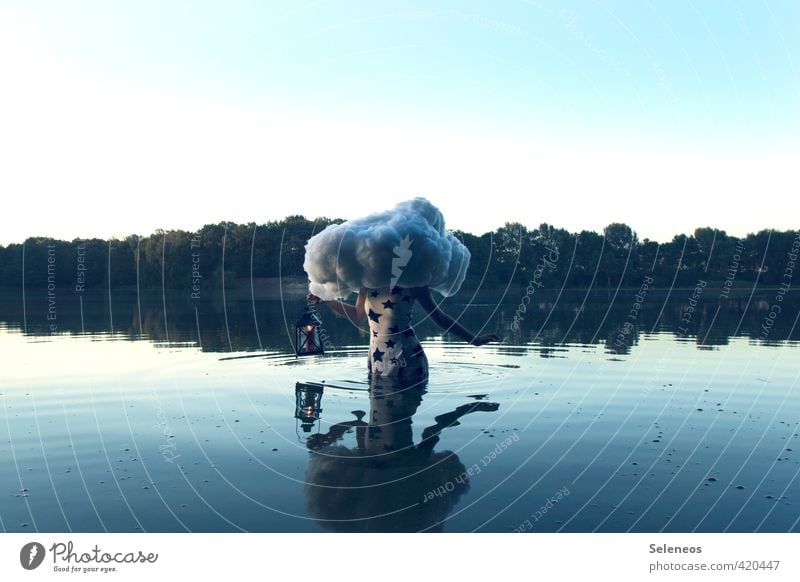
[308,291,366,322]
[471,334,500,347]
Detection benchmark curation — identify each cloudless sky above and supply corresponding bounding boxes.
[1,0,798,244]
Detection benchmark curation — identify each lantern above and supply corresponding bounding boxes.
[295,382,324,433]
[294,305,324,356]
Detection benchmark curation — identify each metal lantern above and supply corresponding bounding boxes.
[295,382,324,433]
[294,305,324,356]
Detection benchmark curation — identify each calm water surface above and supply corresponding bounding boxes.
[1,288,798,532]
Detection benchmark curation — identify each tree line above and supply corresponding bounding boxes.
[0,218,797,292]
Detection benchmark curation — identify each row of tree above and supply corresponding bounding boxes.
[0,218,797,291]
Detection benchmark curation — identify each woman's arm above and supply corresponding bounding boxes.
[307,288,367,325]
[418,401,499,452]
[415,287,499,346]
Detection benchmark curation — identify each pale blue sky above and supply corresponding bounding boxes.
[1,1,798,243]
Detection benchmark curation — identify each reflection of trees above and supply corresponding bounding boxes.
[0,287,796,352]
[497,289,799,354]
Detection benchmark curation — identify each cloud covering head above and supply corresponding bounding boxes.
[304,197,470,300]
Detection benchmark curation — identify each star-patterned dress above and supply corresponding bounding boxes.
[364,286,428,385]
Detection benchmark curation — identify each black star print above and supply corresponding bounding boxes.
[368,309,382,323]
[388,326,399,334]
[370,289,379,297]
[382,299,396,309]
[385,339,396,348]
[372,330,378,337]
[372,347,385,362]
[391,286,403,295]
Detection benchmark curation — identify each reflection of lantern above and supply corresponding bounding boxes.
[294,306,324,356]
[295,382,324,433]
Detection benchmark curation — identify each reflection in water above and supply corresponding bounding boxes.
[294,382,325,433]
[301,377,499,532]
[2,284,800,533]
[0,288,797,353]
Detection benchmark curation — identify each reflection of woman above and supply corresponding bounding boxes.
[304,198,497,382]
[304,380,499,532]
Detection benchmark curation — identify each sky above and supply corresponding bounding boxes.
[0,0,798,244]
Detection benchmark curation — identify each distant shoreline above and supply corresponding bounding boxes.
[2,221,797,299]
[1,278,795,302]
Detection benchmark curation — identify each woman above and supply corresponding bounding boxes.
[304,197,498,383]
[308,285,498,383]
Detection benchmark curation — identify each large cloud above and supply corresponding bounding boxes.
[303,197,470,300]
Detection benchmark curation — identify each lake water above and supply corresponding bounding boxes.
[1,287,798,532]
